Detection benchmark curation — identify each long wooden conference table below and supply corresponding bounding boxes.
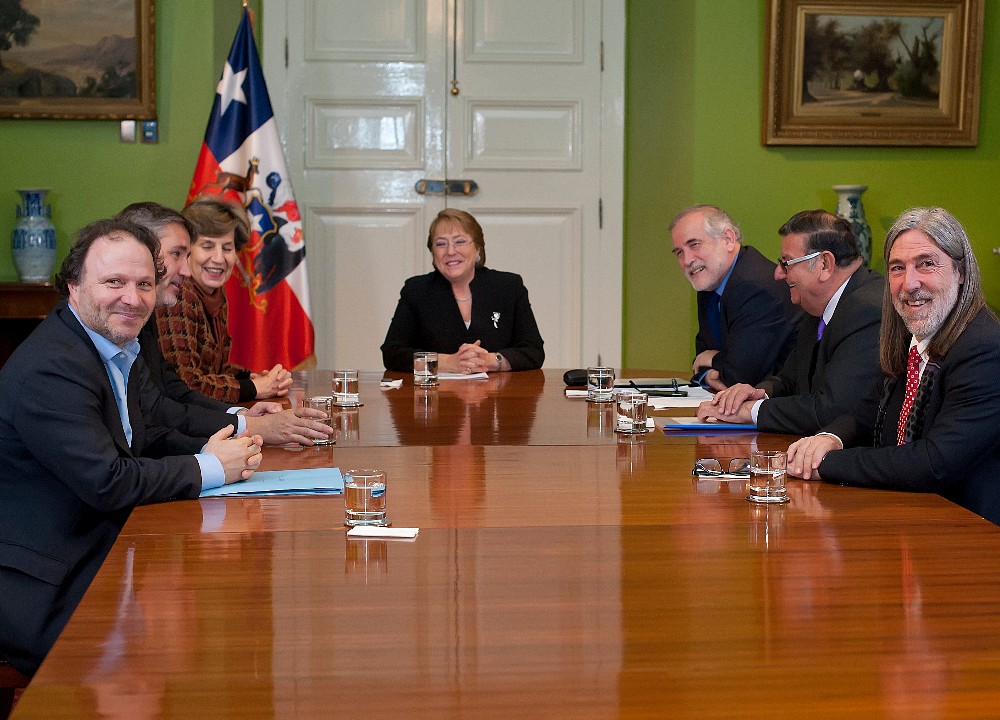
[12,369,1000,718]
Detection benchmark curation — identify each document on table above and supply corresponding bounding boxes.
[200,467,344,497]
[439,372,489,380]
[614,377,691,388]
[564,386,714,405]
[646,385,714,408]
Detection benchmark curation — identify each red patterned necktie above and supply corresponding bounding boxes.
[896,346,921,445]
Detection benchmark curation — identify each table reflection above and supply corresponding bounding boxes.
[386,372,541,446]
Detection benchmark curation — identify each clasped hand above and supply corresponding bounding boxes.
[440,340,498,373]
[696,383,763,424]
[205,425,264,484]
[250,364,293,399]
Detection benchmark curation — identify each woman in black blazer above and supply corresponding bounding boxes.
[381,209,544,373]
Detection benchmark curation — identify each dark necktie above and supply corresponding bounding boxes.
[706,292,722,347]
[896,347,921,445]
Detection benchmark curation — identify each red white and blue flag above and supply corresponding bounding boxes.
[188,8,314,370]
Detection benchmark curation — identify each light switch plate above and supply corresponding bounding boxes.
[119,120,136,143]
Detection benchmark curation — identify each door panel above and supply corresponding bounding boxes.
[265,0,621,370]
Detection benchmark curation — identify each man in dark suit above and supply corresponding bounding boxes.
[788,207,1000,525]
[670,205,800,390]
[0,218,264,677]
[697,210,884,435]
[115,202,331,446]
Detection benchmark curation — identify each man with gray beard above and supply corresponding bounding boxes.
[787,207,1000,525]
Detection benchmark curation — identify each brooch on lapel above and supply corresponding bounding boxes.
[492,311,500,329]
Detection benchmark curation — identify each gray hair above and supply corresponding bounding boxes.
[880,207,990,376]
[669,204,743,244]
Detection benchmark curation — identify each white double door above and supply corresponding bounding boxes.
[264,0,623,370]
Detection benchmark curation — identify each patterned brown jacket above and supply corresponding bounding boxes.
[155,280,256,403]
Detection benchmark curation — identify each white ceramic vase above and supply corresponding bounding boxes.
[11,188,57,283]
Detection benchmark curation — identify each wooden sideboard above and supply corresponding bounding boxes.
[0,283,59,367]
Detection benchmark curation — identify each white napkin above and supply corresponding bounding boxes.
[380,378,403,389]
[347,526,419,539]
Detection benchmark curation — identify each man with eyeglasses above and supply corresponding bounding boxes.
[670,205,800,390]
[788,207,1000,526]
[698,209,884,435]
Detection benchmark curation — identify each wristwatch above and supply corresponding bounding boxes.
[495,353,503,371]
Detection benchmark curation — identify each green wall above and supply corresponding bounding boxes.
[0,1,257,282]
[625,0,1000,370]
[2,1,997,372]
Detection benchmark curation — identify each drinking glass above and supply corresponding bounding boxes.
[344,469,388,526]
[587,367,615,403]
[747,450,788,503]
[615,390,648,433]
[413,351,439,386]
[306,396,334,445]
[332,369,361,407]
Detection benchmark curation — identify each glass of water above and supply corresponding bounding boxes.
[344,469,388,526]
[331,369,362,407]
[413,351,439,386]
[747,450,789,503]
[306,395,334,445]
[615,390,648,433]
[587,366,615,403]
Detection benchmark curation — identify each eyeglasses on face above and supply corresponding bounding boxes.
[692,457,750,477]
[778,250,821,272]
[433,238,472,251]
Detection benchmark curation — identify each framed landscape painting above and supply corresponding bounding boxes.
[762,0,983,146]
[0,0,155,119]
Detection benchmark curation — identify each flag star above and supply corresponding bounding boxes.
[248,207,265,234]
[216,62,248,116]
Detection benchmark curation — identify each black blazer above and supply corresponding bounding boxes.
[820,308,1000,525]
[137,317,240,438]
[695,246,802,386]
[756,267,884,434]
[0,305,203,676]
[381,267,545,372]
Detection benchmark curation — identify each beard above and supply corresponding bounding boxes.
[893,282,960,340]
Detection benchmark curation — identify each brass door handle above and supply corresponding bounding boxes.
[414,179,479,196]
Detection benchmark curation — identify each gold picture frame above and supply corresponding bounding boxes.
[762,0,983,146]
[0,0,155,120]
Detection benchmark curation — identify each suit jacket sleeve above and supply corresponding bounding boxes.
[712,279,796,386]
[706,248,799,387]
[12,331,202,513]
[489,274,544,370]
[757,274,884,435]
[819,316,1000,495]
[135,356,237,442]
[381,279,425,371]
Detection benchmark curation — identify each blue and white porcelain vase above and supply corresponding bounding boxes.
[11,188,57,283]
[833,184,872,267]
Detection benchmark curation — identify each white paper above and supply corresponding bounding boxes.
[380,378,403,389]
[438,372,489,380]
[347,526,419,539]
[647,385,714,408]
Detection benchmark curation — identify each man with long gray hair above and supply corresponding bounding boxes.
[788,207,1000,525]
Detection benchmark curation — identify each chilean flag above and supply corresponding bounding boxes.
[188,8,314,370]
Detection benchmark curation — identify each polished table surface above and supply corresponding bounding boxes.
[13,371,1000,718]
